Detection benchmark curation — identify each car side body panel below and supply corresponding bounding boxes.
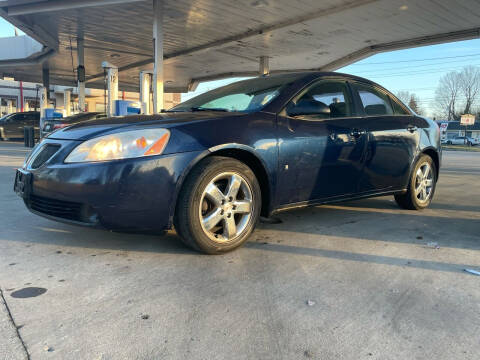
[358,115,427,192]
[275,114,369,205]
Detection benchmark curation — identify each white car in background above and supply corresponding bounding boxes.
[446,136,479,146]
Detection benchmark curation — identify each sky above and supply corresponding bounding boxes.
[1,17,479,117]
[0,17,23,36]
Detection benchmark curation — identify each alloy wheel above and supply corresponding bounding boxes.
[415,162,433,203]
[199,172,253,243]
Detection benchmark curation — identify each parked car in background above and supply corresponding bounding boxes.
[42,112,106,136]
[15,72,441,254]
[0,111,40,140]
[446,136,479,146]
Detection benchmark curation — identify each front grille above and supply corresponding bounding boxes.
[29,195,83,221]
[30,144,60,169]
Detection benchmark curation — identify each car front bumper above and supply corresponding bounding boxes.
[17,138,203,232]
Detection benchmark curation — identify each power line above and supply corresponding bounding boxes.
[355,64,480,78]
[348,52,480,66]
[391,87,437,91]
[352,57,480,74]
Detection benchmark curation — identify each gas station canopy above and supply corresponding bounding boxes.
[0,0,479,93]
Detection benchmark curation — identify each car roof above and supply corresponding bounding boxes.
[263,71,380,85]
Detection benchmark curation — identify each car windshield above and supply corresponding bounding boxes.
[169,75,299,113]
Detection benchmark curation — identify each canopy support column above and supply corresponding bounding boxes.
[64,89,71,116]
[140,71,152,115]
[102,61,118,117]
[39,86,47,137]
[259,56,269,75]
[42,66,50,100]
[19,81,24,112]
[77,37,86,112]
[152,0,164,114]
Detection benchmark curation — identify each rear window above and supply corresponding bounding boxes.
[389,97,410,115]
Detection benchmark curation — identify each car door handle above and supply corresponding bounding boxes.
[350,129,366,138]
[407,125,418,133]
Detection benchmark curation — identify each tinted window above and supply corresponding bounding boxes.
[389,97,410,115]
[292,80,353,119]
[25,113,38,121]
[12,114,25,122]
[355,83,393,116]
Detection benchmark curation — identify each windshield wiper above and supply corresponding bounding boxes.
[190,106,230,112]
[164,106,230,113]
[162,109,188,113]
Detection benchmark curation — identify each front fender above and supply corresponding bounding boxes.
[168,143,277,226]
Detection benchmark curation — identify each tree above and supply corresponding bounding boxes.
[396,91,423,114]
[459,66,480,114]
[396,91,411,105]
[408,94,423,115]
[434,71,462,121]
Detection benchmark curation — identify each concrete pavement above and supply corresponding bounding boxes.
[0,141,479,359]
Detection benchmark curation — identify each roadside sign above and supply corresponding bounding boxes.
[460,114,475,126]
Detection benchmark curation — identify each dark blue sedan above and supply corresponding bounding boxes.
[15,72,441,254]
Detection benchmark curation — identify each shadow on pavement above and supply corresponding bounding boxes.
[257,197,480,250]
[245,242,478,274]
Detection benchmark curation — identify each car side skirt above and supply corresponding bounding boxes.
[272,188,406,214]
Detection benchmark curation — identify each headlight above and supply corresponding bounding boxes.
[65,129,170,163]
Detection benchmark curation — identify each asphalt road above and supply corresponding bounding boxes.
[0,141,479,360]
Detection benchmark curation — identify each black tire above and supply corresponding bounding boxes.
[394,154,437,210]
[174,156,261,254]
[447,141,452,145]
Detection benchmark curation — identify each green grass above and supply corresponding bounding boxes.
[442,145,480,152]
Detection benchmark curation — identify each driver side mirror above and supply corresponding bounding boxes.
[286,99,331,117]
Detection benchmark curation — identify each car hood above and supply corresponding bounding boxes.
[46,112,243,141]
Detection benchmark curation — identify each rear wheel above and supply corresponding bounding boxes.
[174,156,261,254]
[394,154,436,210]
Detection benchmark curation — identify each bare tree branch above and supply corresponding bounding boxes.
[434,71,462,121]
[459,65,480,114]
[396,91,410,105]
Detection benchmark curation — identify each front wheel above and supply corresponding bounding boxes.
[394,154,437,210]
[174,156,261,254]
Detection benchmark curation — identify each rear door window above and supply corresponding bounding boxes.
[389,97,410,115]
[354,83,393,116]
[25,113,38,121]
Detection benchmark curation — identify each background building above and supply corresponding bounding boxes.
[0,78,180,116]
[443,121,480,139]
